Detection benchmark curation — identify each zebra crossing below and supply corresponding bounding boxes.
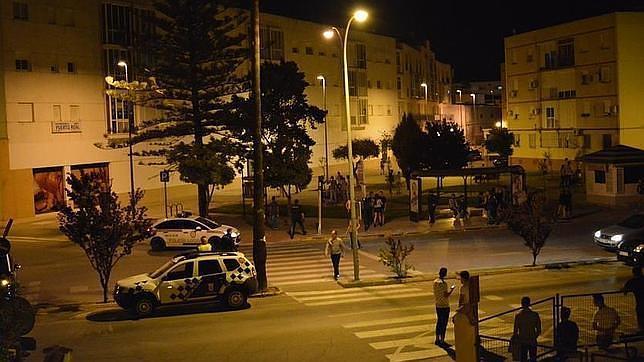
[237,242,386,287]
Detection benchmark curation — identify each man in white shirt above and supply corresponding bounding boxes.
[433,267,455,346]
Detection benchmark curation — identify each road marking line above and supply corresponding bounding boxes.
[355,324,430,338]
[296,287,423,302]
[266,259,347,267]
[370,336,436,350]
[269,269,379,281]
[329,304,435,317]
[484,295,504,301]
[306,291,433,307]
[266,255,328,262]
[287,284,410,297]
[9,236,67,242]
[386,348,446,361]
[270,278,338,286]
[344,314,436,329]
[358,250,380,261]
[268,263,367,273]
[69,286,89,293]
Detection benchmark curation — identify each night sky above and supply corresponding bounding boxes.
[261,0,644,82]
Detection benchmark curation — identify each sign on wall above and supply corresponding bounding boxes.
[52,121,81,134]
[409,177,422,222]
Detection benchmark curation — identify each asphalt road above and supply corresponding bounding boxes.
[24,262,636,362]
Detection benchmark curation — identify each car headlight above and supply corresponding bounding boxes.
[0,279,9,287]
[594,230,601,238]
[611,234,624,242]
[231,232,239,238]
[634,244,644,253]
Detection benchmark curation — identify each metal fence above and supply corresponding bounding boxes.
[560,291,638,348]
[479,296,557,360]
[477,291,640,361]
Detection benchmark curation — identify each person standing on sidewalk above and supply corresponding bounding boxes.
[428,193,438,226]
[268,196,280,230]
[512,296,541,362]
[289,199,306,239]
[324,230,346,280]
[592,293,620,350]
[433,267,456,346]
[363,192,374,231]
[623,266,644,332]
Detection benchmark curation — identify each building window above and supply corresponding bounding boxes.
[103,4,131,45]
[583,134,591,149]
[291,47,299,54]
[67,62,77,73]
[396,52,401,73]
[599,66,611,83]
[558,40,575,67]
[355,43,367,69]
[33,167,66,214]
[545,107,556,128]
[594,170,606,184]
[358,99,368,125]
[70,105,80,122]
[50,64,59,73]
[348,71,367,97]
[386,105,392,116]
[13,2,28,20]
[260,26,284,61]
[17,103,34,123]
[529,134,537,148]
[376,80,382,89]
[53,105,62,122]
[514,134,521,147]
[15,59,31,71]
[305,46,313,55]
[602,134,612,149]
[526,49,534,63]
[624,167,644,184]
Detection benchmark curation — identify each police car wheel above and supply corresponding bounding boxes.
[150,238,166,251]
[133,296,155,316]
[224,288,247,309]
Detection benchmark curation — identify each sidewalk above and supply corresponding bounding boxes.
[212,213,505,245]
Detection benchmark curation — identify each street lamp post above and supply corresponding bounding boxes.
[317,75,329,179]
[420,83,428,122]
[117,60,136,212]
[323,9,368,282]
[457,89,462,103]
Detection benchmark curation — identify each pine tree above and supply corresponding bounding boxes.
[137,0,246,216]
[392,114,424,189]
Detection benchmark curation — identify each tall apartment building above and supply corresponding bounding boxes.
[0,1,452,220]
[504,12,644,170]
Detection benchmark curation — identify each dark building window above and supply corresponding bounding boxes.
[13,2,28,20]
[67,62,77,73]
[15,59,31,71]
[103,4,131,45]
[355,43,367,69]
[260,26,284,61]
[305,47,313,55]
[602,134,612,149]
[624,167,644,184]
[558,40,575,67]
[594,170,606,184]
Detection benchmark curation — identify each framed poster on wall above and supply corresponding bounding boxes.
[33,167,65,214]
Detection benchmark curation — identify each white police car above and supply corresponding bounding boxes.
[114,251,257,316]
[147,216,240,251]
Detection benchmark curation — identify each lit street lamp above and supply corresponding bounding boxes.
[118,60,135,212]
[456,89,462,103]
[495,121,502,128]
[470,93,476,132]
[420,83,428,121]
[317,75,329,179]
[323,9,368,281]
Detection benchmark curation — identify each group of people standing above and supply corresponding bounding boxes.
[361,191,388,231]
[324,172,350,206]
[480,187,508,225]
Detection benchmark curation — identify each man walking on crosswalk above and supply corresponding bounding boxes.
[433,267,456,346]
[325,230,346,280]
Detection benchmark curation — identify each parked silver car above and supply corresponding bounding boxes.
[594,214,644,250]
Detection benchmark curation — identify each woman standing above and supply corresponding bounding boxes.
[325,230,346,280]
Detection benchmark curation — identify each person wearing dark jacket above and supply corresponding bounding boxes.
[289,199,306,239]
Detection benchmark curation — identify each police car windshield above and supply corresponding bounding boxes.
[149,259,177,278]
[196,217,219,229]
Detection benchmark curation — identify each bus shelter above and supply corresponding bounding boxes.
[408,166,526,222]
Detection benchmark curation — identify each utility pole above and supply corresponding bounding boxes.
[251,0,267,291]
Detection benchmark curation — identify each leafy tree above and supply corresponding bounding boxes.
[377,236,414,278]
[166,139,237,208]
[484,127,514,159]
[422,121,470,170]
[136,0,246,216]
[58,173,151,302]
[506,191,554,266]
[332,138,380,160]
[392,114,424,189]
[226,61,325,211]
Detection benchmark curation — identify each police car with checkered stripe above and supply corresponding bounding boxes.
[147,215,240,251]
[114,251,257,316]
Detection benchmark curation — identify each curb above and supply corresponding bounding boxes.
[337,257,619,288]
[250,286,283,298]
